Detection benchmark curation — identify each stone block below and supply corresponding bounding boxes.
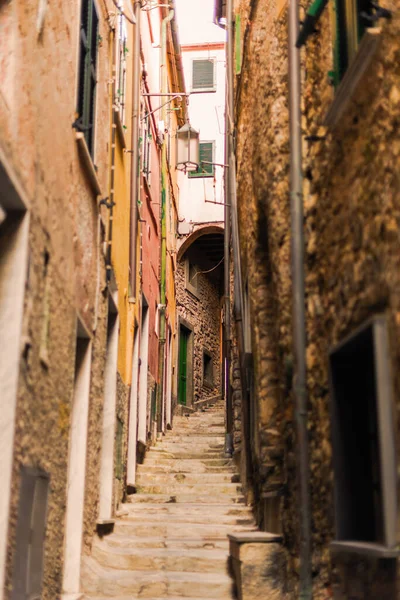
[228,532,285,600]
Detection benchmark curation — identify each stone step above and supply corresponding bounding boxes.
[113,519,255,538]
[119,502,252,517]
[135,472,236,485]
[134,482,242,495]
[152,444,225,453]
[117,511,254,527]
[136,463,236,474]
[92,539,230,573]
[169,425,226,432]
[144,451,228,460]
[141,457,234,468]
[127,493,245,505]
[101,533,230,551]
[160,434,225,441]
[82,556,235,598]
[165,423,225,429]
[84,596,234,600]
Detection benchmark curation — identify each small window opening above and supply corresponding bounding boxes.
[203,350,213,388]
[329,315,397,554]
[185,258,200,297]
[333,0,373,85]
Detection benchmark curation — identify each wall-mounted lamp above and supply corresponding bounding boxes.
[176,123,199,173]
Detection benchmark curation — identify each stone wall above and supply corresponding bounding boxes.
[176,258,222,405]
[233,0,400,596]
[233,0,293,586]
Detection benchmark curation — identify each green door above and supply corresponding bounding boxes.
[178,327,189,406]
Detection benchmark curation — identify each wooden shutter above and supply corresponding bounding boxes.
[192,59,215,90]
[12,467,49,600]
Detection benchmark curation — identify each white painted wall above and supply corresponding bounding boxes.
[98,312,119,523]
[137,304,150,446]
[0,211,29,600]
[62,332,92,598]
[177,45,225,225]
[127,327,139,487]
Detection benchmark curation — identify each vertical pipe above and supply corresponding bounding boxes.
[156,7,174,433]
[129,0,141,299]
[224,0,233,457]
[288,0,312,596]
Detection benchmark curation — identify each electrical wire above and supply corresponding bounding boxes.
[191,256,224,280]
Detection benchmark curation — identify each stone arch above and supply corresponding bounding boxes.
[177,224,224,263]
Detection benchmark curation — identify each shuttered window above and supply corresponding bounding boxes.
[115,417,124,481]
[76,0,99,156]
[332,0,372,86]
[11,467,50,600]
[192,59,215,90]
[141,115,152,181]
[188,141,214,178]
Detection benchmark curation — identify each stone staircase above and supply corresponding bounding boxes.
[82,400,256,599]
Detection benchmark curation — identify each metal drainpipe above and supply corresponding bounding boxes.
[223,0,233,457]
[106,26,117,284]
[129,0,141,299]
[156,7,174,433]
[288,0,312,596]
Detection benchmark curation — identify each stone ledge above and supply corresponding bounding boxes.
[324,27,382,129]
[228,531,283,544]
[75,132,102,197]
[330,540,400,558]
[229,531,286,600]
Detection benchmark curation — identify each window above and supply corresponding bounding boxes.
[203,350,213,388]
[11,467,50,600]
[188,141,214,178]
[76,0,99,157]
[329,315,398,556]
[185,258,200,297]
[332,0,372,85]
[192,58,215,91]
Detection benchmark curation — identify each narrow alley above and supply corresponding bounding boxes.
[82,401,255,598]
[1,0,400,598]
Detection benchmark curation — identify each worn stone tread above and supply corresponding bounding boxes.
[83,404,251,600]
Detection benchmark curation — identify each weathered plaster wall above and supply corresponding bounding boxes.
[176,259,222,404]
[0,0,117,597]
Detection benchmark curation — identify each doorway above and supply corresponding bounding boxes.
[178,325,190,406]
[137,299,149,446]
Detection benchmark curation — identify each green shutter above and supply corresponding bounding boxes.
[188,142,214,178]
[333,0,348,87]
[192,59,215,90]
[77,0,98,156]
[235,14,242,75]
[115,417,124,480]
